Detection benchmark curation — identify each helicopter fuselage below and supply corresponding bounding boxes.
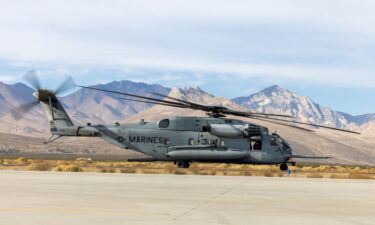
[53,117,293,166]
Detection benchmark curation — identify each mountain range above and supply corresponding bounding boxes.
[232,85,374,129]
[0,80,373,165]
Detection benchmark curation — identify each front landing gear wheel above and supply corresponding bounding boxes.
[280,163,288,171]
[177,161,190,168]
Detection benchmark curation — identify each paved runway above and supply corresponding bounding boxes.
[0,171,374,225]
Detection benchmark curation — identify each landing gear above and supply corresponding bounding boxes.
[177,161,190,168]
[280,163,288,171]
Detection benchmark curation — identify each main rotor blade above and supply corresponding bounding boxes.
[23,70,42,90]
[223,108,293,118]
[115,97,190,109]
[11,100,40,120]
[292,155,332,159]
[77,85,191,108]
[55,76,76,95]
[150,92,208,110]
[250,116,360,134]
[151,92,294,118]
[249,117,314,132]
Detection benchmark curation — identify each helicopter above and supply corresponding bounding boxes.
[13,72,360,171]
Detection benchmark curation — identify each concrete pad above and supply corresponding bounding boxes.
[0,171,374,225]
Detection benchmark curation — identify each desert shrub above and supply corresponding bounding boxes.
[348,173,372,179]
[307,173,324,178]
[15,157,29,164]
[174,169,187,175]
[27,162,53,171]
[195,170,211,175]
[295,164,303,168]
[100,168,116,173]
[262,171,273,177]
[275,172,284,177]
[139,169,160,174]
[163,164,176,174]
[119,168,136,173]
[55,165,82,172]
[239,171,252,176]
[329,174,347,179]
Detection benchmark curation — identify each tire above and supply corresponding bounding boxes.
[177,161,190,168]
[280,163,288,171]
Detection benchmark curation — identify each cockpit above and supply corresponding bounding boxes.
[271,133,292,154]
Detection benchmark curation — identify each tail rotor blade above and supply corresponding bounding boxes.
[54,76,76,95]
[11,101,40,120]
[23,70,42,91]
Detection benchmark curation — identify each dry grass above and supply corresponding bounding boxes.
[26,161,53,171]
[100,168,116,173]
[0,158,373,179]
[330,174,348,179]
[55,165,82,172]
[348,172,373,179]
[306,173,324,178]
[119,168,136,173]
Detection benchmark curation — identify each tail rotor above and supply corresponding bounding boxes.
[11,70,76,120]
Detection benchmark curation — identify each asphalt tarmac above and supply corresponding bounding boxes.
[0,171,374,225]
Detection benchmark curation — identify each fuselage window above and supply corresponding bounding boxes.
[158,119,170,129]
[188,138,194,145]
[202,138,208,145]
[253,141,262,150]
[219,140,225,146]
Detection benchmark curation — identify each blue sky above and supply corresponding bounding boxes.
[0,0,374,115]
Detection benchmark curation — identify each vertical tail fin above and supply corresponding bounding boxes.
[36,90,74,130]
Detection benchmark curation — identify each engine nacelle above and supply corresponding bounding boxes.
[209,124,246,138]
[209,124,261,138]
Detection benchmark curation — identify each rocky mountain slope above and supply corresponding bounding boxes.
[62,80,170,125]
[0,81,38,116]
[232,85,375,130]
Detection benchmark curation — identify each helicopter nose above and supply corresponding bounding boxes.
[284,151,292,159]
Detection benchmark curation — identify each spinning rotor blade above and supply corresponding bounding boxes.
[151,92,293,118]
[76,85,191,108]
[150,92,207,110]
[11,100,40,120]
[222,108,293,118]
[23,70,42,90]
[55,76,76,95]
[115,97,190,109]
[249,116,361,134]
[249,117,314,132]
[292,155,331,159]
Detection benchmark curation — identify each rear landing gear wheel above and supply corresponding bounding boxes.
[280,163,288,171]
[177,161,190,168]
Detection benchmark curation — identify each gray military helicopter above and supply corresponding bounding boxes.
[13,72,360,171]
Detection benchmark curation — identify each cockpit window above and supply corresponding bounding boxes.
[158,119,170,128]
[270,136,278,146]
